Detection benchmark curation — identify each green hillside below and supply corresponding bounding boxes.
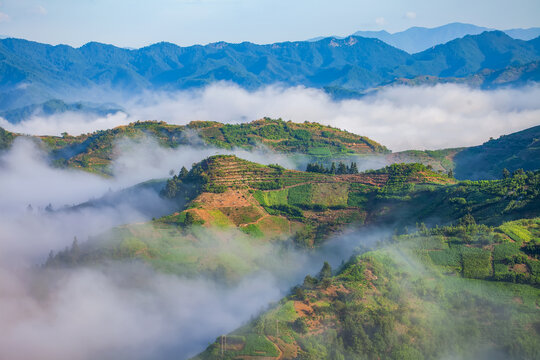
[47,155,540,282]
[0,118,388,176]
[387,124,540,181]
[2,120,539,182]
[194,218,540,360]
[0,126,16,150]
[41,152,540,359]
[453,125,540,180]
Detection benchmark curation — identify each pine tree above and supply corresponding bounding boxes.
[163,179,178,199]
[318,261,332,279]
[330,162,336,174]
[337,162,347,174]
[179,166,189,178]
[349,162,358,174]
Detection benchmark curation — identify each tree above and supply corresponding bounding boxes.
[303,275,318,288]
[318,261,332,280]
[179,166,189,178]
[330,162,336,174]
[459,213,476,227]
[337,162,347,175]
[293,317,308,334]
[349,162,358,174]
[448,169,454,178]
[293,286,306,301]
[502,168,510,179]
[163,179,178,199]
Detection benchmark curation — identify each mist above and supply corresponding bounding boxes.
[0,132,301,263]
[2,83,540,151]
[0,263,283,360]
[0,127,322,359]
[1,82,538,359]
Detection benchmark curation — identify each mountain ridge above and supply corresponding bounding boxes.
[310,22,540,54]
[1,31,540,112]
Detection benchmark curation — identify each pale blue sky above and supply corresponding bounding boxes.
[0,0,539,48]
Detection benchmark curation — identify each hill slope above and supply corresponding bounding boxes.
[385,60,540,89]
[48,154,540,281]
[454,125,540,180]
[10,118,387,175]
[194,219,540,360]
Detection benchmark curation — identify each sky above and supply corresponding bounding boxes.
[0,0,539,48]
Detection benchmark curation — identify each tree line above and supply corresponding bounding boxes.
[306,161,359,174]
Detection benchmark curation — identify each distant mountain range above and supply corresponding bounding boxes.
[1,29,539,115]
[310,22,540,53]
[0,99,124,123]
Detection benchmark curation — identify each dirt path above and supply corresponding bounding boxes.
[267,335,283,360]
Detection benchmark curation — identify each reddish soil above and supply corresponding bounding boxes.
[197,189,253,208]
[336,173,389,187]
[511,263,528,274]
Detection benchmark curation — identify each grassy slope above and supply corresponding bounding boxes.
[387,148,462,173]
[3,120,538,182]
[49,155,540,283]
[161,156,457,246]
[390,124,540,181]
[1,118,388,176]
[453,125,540,180]
[194,219,540,360]
[45,155,540,358]
[46,156,456,278]
[0,126,16,150]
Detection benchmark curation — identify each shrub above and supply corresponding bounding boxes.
[293,317,309,334]
[493,243,521,262]
[461,247,492,279]
[428,248,461,268]
[240,224,264,238]
[251,180,283,190]
[288,184,313,205]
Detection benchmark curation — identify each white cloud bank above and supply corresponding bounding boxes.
[0,264,282,360]
[2,83,540,151]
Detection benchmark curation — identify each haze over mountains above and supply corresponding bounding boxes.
[1,27,540,116]
[311,22,540,53]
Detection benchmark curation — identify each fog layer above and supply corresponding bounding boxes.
[2,83,540,151]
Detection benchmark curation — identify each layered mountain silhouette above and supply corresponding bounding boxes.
[1,30,539,113]
[311,22,540,53]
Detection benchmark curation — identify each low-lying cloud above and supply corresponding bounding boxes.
[0,136,310,359]
[0,136,296,265]
[2,83,540,151]
[0,264,282,360]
